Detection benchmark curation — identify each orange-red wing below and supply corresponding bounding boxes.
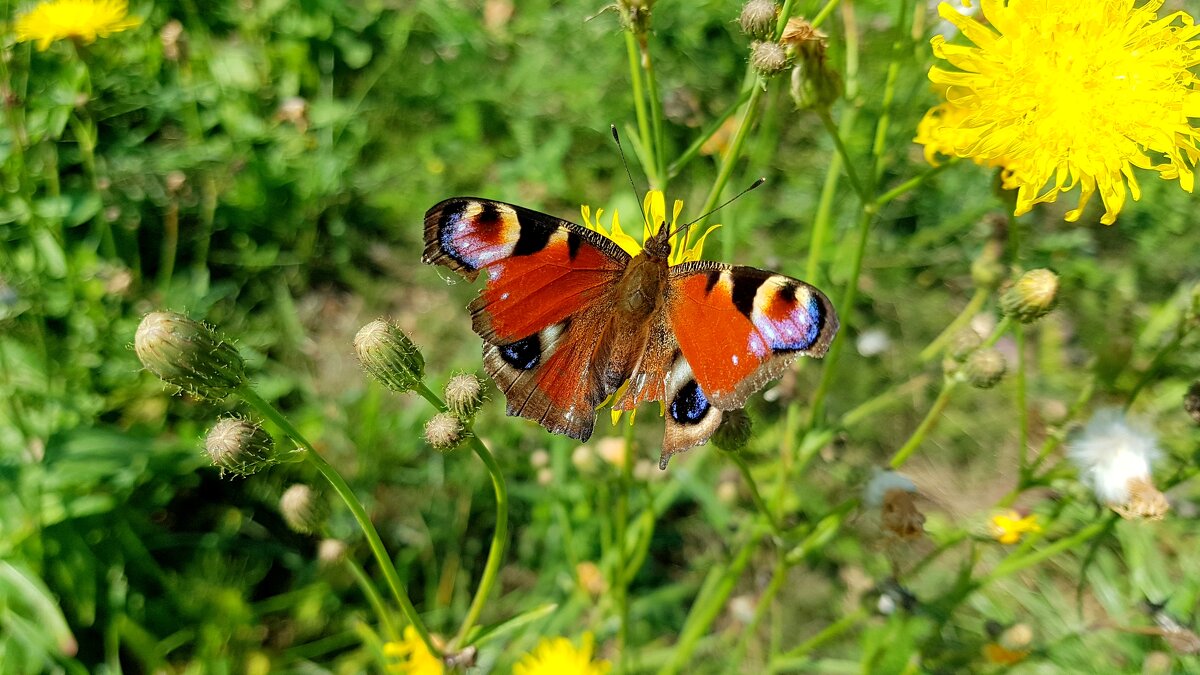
[667,262,838,410]
[423,198,630,344]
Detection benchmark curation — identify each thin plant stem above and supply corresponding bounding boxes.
[727,451,784,535]
[919,287,988,362]
[237,386,441,658]
[888,381,956,468]
[816,109,867,202]
[412,383,509,649]
[691,83,765,251]
[875,162,953,207]
[615,419,635,670]
[625,31,658,186]
[810,0,844,29]
[342,548,400,642]
[668,87,753,180]
[984,516,1115,582]
[773,607,869,663]
[804,139,846,283]
[638,37,669,187]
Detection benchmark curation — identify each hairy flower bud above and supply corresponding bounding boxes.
[751,41,789,78]
[205,416,276,477]
[948,329,984,363]
[135,311,247,400]
[1184,381,1200,424]
[964,348,1006,388]
[444,373,484,419]
[1001,269,1059,323]
[280,484,328,535]
[354,319,424,394]
[713,409,753,452]
[739,0,777,39]
[425,412,464,450]
[318,538,348,567]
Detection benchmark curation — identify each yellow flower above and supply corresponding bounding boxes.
[988,510,1041,545]
[15,0,142,50]
[917,0,1200,225]
[513,633,611,675]
[580,190,721,265]
[384,627,443,675]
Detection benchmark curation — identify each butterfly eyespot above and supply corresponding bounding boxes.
[669,380,710,426]
[500,334,541,371]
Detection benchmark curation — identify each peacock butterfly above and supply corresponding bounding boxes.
[422,193,839,468]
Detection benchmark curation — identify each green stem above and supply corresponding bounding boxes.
[412,383,509,649]
[668,87,753,180]
[875,162,953,207]
[625,31,658,187]
[727,451,783,535]
[919,287,988,362]
[816,109,867,203]
[888,381,956,468]
[984,516,1115,582]
[774,607,869,663]
[810,0,844,29]
[615,419,635,670]
[638,36,669,188]
[238,386,440,657]
[803,139,845,283]
[692,83,765,251]
[343,548,400,642]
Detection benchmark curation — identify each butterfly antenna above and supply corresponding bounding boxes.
[668,177,766,239]
[610,125,652,230]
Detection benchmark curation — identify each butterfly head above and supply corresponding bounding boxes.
[642,220,674,261]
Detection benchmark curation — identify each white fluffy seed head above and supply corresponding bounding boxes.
[1067,408,1160,505]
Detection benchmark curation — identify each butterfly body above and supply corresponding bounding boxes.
[423,196,838,467]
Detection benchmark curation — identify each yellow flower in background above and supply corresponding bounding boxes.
[988,510,1041,545]
[917,0,1200,225]
[384,627,443,675]
[580,190,721,264]
[514,633,611,675]
[15,0,142,50]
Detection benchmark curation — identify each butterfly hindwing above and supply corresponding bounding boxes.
[667,262,838,410]
[424,198,630,440]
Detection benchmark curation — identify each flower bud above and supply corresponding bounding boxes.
[280,484,327,535]
[783,18,839,109]
[354,319,424,394]
[317,538,348,567]
[1184,381,1200,424]
[618,0,652,35]
[425,412,464,450]
[712,409,752,452]
[444,373,484,419]
[964,348,1006,389]
[205,416,276,478]
[160,20,186,62]
[1001,269,1059,323]
[135,311,247,400]
[751,41,789,78]
[948,328,983,362]
[970,240,1005,290]
[739,0,777,39]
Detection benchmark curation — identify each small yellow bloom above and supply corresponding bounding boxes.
[384,627,443,675]
[513,633,611,675]
[982,642,1029,666]
[15,0,142,51]
[580,190,720,265]
[917,0,1200,225]
[988,510,1041,545]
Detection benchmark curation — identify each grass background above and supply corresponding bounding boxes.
[2,0,1200,672]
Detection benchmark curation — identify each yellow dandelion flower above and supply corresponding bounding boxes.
[987,510,1041,545]
[15,0,142,51]
[513,633,611,675]
[917,0,1200,225]
[580,190,721,265]
[384,627,443,675]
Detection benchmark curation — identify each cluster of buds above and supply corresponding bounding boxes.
[943,326,1007,389]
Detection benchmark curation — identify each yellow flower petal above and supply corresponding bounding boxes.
[514,633,611,675]
[916,0,1200,225]
[15,0,141,50]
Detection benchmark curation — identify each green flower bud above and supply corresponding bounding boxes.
[970,240,1005,290]
[135,311,247,400]
[739,0,777,40]
[618,0,653,35]
[783,18,840,109]
[964,349,1006,389]
[354,319,424,394]
[1001,269,1059,323]
[425,412,464,450]
[1184,381,1200,425]
[280,484,327,535]
[444,373,484,419]
[751,41,789,78]
[713,409,753,452]
[205,416,276,477]
[948,329,983,362]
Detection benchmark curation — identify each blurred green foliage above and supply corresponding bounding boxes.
[3,0,1200,673]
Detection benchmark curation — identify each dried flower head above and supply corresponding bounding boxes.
[739,0,777,40]
[205,416,276,478]
[751,41,790,78]
[865,470,925,541]
[916,1,1200,225]
[135,311,247,400]
[355,319,425,394]
[444,373,484,419]
[1001,269,1059,323]
[784,18,840,109]
[424,412,464,450]
[279,484,328,535]
[160,19,185,61]
[1068,408,1169,520]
